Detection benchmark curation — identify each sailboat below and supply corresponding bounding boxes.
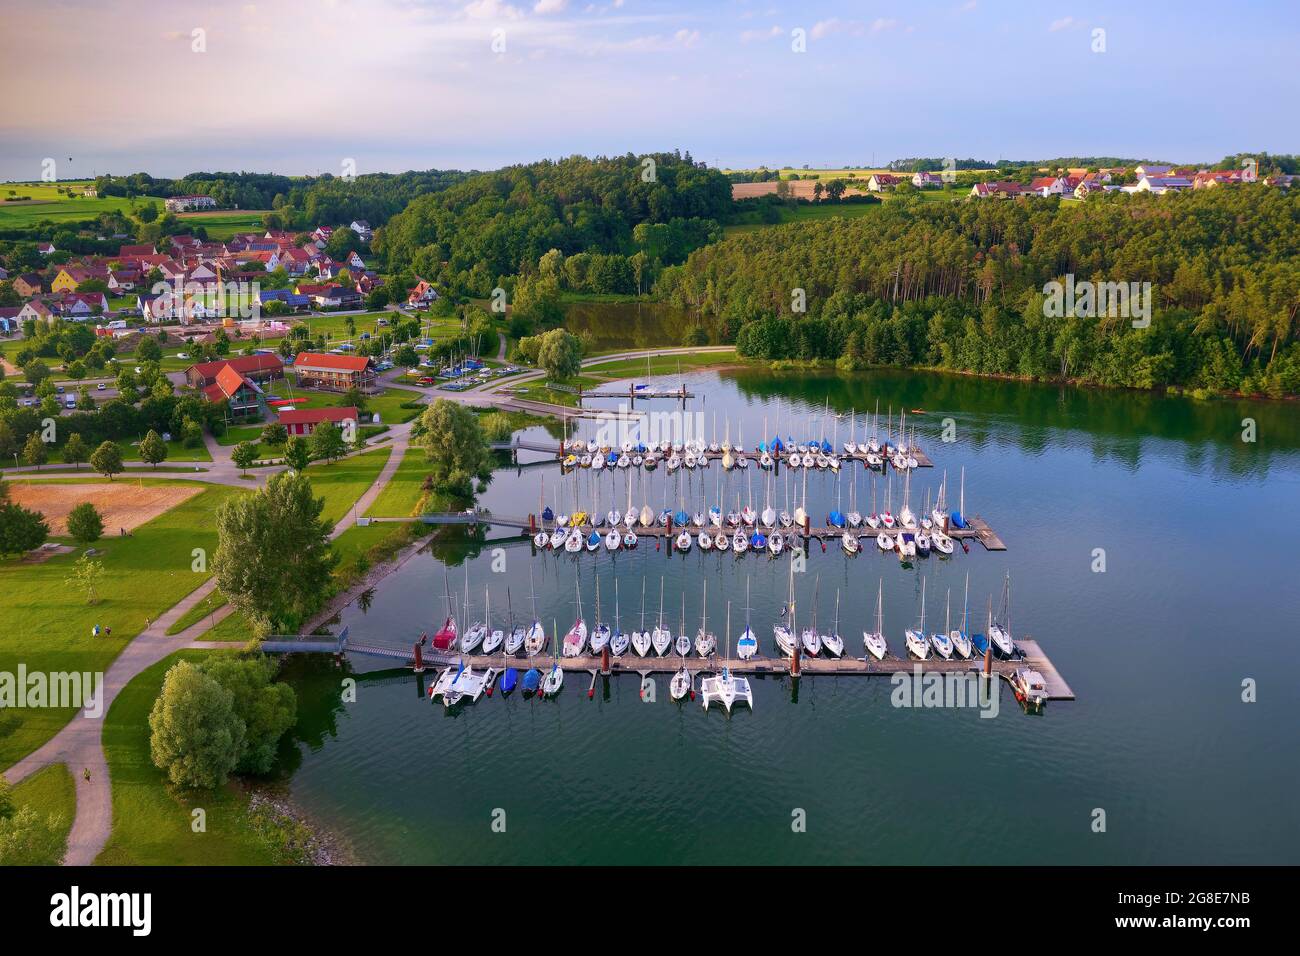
[542,622,564,697]
[589,576,610,654]
[905,578,931,659]
[737,577,758,659]
[700,601,754,713]
[524,565,546,655]
[930,588,954,659]
[482,586,504,653]
[863,578,888,660]
[461,569,485,652]
[610,579,629,656]
[823,589,845,658]
[951,572,972,659]
[800,575,823,656]
[433,570,457,651]
[631,578,651,656]
[988,572,1015,657]
[504,588,525,655]
[774,559,797,655]
[694,580,716,657]
[651,576,672,655]
[562,578,588,657]
[675,594,692,656]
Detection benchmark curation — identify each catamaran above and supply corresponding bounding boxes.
[700,601,754,713]
[905,578,931,659]
[863,579,888,660]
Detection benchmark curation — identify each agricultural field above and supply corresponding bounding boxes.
[6,482,201,535]
[0,181,166,228]
[174,209,268,239]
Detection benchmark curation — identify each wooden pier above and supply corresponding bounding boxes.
[261,632,1072,702]
[492,435,934,470]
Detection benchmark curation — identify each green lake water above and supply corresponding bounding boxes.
[277,367,1300,864]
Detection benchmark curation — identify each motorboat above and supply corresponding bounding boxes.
[675,530,692,552]
[841,531,859,555]
[1010,667,1048,711]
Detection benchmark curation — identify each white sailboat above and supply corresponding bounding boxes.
[905,578,931,659]
[589,576,610,654]
[774,558,797,655]
[610,579,629,656]
[823,589,845,658]
[951,572,972,659]
[737,576,758,660]
[542,623,564,697]
[631,577,652,656]
[651,576,672,655]
[525,565,546,655]
[931,588,954,659]
[988,572,1015,657]
[863,578,888,660]
[800,575,823,657]
[482,585,504,654]
[694,580,716,658]
[561,578,588,657]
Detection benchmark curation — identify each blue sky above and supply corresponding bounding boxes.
[1,0,1296,180]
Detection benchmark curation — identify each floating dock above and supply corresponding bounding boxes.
[491,437,934,470]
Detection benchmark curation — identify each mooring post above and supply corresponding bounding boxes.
[983,641,992,678]
[600,644,610,676]
[412,640,425,674]
[791,639,801,677]
[667,514,674,554]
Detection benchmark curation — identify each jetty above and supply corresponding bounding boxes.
[257,631,1072,703]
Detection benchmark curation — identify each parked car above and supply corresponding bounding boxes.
[96,383,106,391]
[175,352,189,360]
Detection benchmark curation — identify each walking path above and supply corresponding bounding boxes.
[1,344,733,864]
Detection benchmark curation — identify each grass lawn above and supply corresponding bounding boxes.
[95,650,282,865]
[365,446,429,517]
[330,521,410,571]
[164,589,230,636]
[197,609,256,643]
[305,446,392,526]
[0,483,244,767]
[585,349,739,378]
[6,763,76,862]
[174,210,268,239]
[33,437,211,467]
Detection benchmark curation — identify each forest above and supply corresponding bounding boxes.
[375,152,733,297]
[656,186,1300,397]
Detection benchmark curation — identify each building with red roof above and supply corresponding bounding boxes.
[292,351,378,392]
[203,364,267,418]
[184,352,285,390]
[277,405,361,436]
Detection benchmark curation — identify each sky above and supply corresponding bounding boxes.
[1,0,1297,181]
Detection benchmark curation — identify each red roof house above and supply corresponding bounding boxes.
[277,405,361,436]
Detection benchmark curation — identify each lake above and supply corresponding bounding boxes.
[277,366,1300,864]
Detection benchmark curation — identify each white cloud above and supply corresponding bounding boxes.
[465,0,524,19]
[810,18,841,39]
[534,0,567,13]
[870,18,898,33]
[1049,16,1079,31]
[739,25,782,43]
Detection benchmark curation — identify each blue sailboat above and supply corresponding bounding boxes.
[522,665,541,695]
[542,506,554,523]
[828,510,846,528]
[500,666,518,695]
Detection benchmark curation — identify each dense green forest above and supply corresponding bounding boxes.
[656,186,1300,397]
[375,152,732,297]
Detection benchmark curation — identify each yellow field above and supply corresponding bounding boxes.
[9,482,202,536]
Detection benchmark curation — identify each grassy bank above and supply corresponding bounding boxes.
[4,763,76,864]
[95,650,283,865]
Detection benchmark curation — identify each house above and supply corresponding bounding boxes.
[1074,177,1118,199]
[1134,164,1173,179]
[278,248,313,276]
[277,405,361,437]
[184,353,285,389]
[118,243,156,258]
[349,220,372,241]
[969,181,1025,199]
[51,264,107,292]
[13,273,43,297]
[292,352,378,392]
[310,285,361,309]
[407,278,438,306]
[311,226,334,248]
[203,364,267,419]
[107,268,142,292]
[256,289,311,311]
[37,242,56,255]
[18,300,54,324]
[53,291,108,318]
[912,171,944,188]
[295,282,332,297]
[0,307,22,334]
[81,186,98,198]
[1029,176,1069,197]
[137,293,181,322]
[164,195,218,212]
[866,173,901,192]
[1129,176,1194,194]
